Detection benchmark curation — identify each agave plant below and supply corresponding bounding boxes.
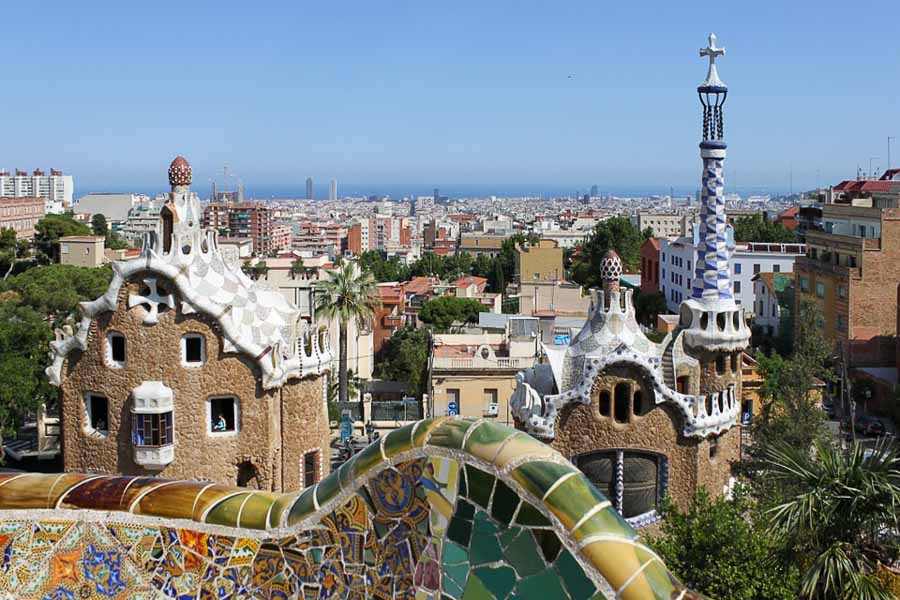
[764,439,900,600]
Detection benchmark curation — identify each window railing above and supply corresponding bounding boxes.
[370,400,422,422]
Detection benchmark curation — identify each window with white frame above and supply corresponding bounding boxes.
[182,334,206,366]
[106,331,126,367]
[208,396,239,435]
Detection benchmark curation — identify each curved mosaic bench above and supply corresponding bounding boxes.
[0,418,705,599]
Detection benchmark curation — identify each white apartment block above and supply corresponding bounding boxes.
[658,223,805,312]
[751,273,791,336]
[0,168,73,214]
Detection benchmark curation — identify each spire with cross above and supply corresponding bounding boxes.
[699,33,726,89]
[692,33,732,304]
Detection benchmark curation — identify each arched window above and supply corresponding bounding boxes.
[161,206,174,253]
[614,383,630,423]
[633,388,648,416]
[715,355,725,375]
[598,390,611,417]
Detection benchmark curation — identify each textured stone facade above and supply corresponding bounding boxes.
[550,364,740,512]
[59,276,329,491]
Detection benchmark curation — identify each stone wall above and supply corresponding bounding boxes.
[59,275,328,492]
[551,365,734,511]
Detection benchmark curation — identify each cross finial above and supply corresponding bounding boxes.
[699,32,726,88]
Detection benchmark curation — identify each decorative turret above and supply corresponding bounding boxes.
[680,33,750,353]
[168,156,192,189]
[600,249,623,297]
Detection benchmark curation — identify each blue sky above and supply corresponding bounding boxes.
[2,1,898,195]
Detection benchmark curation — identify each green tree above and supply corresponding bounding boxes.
[0,228,32,279]
[764,440,900,600]
[374,327,430,398]
[418,295,485,332]
[0,264,111,321]
[91,213,108,236]
[569,216,647,288]
[733,214,795,243]
[632,290,668,326]
[749,298,831,470]
[33,214,91,263]
[359,250,410,282]
[650,487,799,600]
[315,261,380,415]
[0,302,55,446]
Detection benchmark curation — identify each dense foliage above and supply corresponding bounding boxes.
[0,302,55,437]
[360,232,539,296]
[747,298,832,471]
[418,295,485,332]
[34,213,91,263]
[651,487,799,600]
[764,441,900,599]
[0,264,112,322]
[632,290,667,326]
[733,213,795,243]
[569,216,649,288]
[373,327,430,398]
[0,228,32,279]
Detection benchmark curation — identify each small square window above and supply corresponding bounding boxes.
[839,286,847,299]
[816,282,825,298]
[733,263,741,274]
[773,264,780,273]
[733,281,741,294]
[86,394,109,435]
[182,334,205,365]
[209,396,238,434]
[753,264,761,274]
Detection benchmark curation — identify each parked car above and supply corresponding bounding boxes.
[855,416,886,437]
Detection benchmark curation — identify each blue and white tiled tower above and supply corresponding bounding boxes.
[679,34,750,353]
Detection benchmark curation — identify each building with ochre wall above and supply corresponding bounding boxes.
[47,157,332,492]
[512,34,750,526]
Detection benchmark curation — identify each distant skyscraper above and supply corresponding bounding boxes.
[590,185,599,198]
[329,179,337,201]
[433,188,439,204]
[306,177,313,200]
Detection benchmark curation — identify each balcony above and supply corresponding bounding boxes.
[432,355,535,371]
[795,256,861,280]
[383,315,403,327]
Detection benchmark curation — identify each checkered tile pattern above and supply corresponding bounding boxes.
[692,157,732,300]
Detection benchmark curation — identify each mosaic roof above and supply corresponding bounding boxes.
[46,180,330,389]
[0,418,706,600]
[513,286,742,440]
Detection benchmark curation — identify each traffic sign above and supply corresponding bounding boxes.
[447,401,459,416]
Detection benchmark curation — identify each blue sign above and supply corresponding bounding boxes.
[340,411,352,441]
[554,334,570,346]
[447,401,459,416]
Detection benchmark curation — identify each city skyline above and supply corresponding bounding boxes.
[2,1,898,193]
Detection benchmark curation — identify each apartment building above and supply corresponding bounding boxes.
[0,168,73,213]
[0,196,44,239]
[795,173,900,369]
[633,211,693,238]
[514,238,564,283]
[201,201,274,255]
[640,238,661,295]
[58,236,105,267]
[429,317,541,424]
[659,223,805,312]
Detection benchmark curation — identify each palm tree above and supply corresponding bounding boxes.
[764,439,900,600]
[314,261,379,418]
